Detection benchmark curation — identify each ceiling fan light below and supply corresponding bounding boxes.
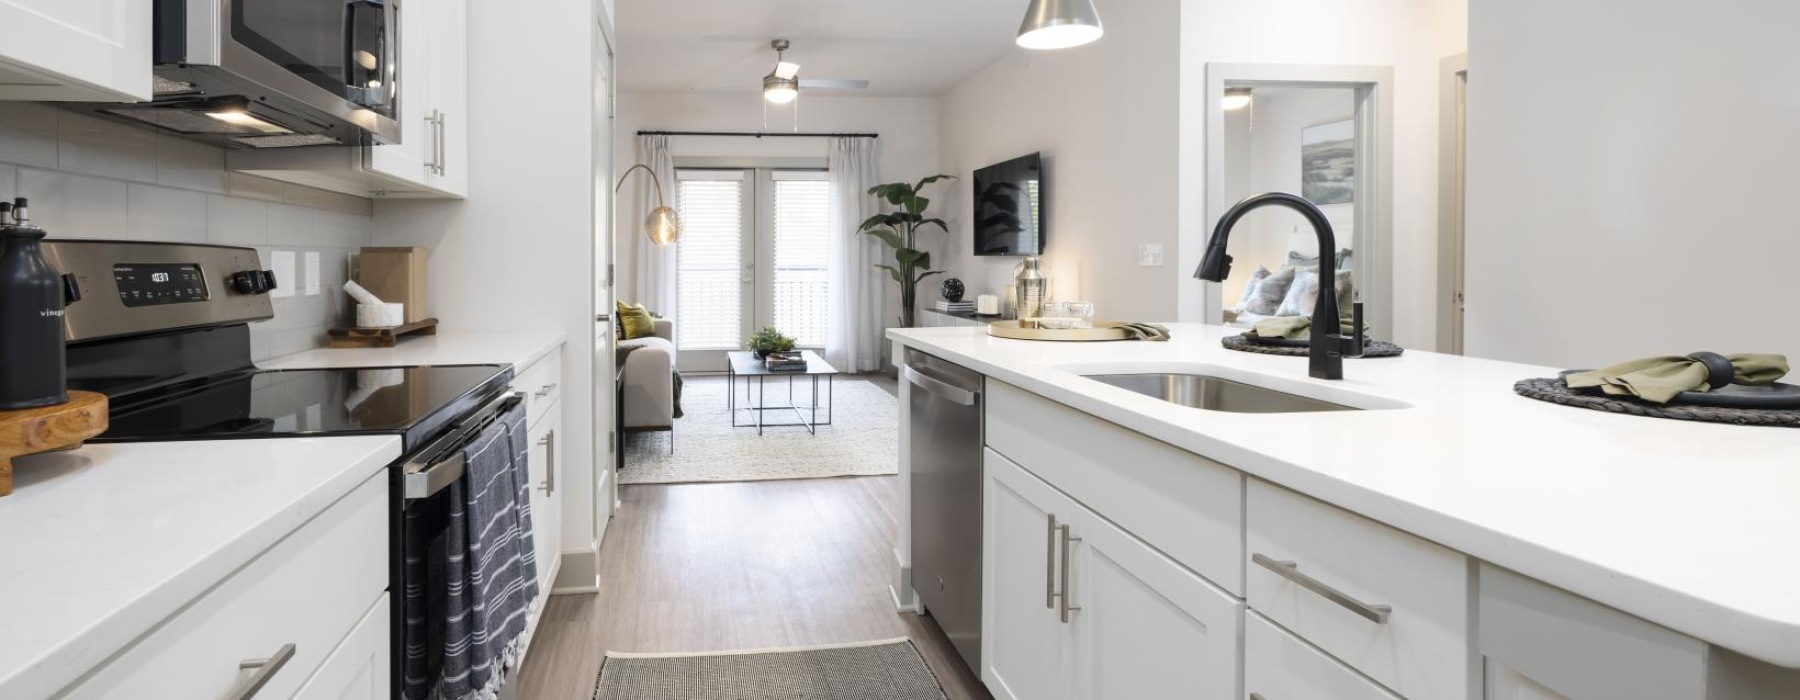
[774,61,801,80]
[1223,87,1253,111]
[763,75,799,104]
[1017,0,1104,50]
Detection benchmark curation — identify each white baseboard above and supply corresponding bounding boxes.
[553,548,599,594]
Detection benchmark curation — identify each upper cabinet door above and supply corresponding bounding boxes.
[425,0,467,196]
[367,0,432,188]
[0,0,151,101]
[983,449,1076,700]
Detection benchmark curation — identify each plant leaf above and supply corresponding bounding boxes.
[858,213,893,232]
[862,228,904,250]
[915,269,947,286]
[873,264,904,284]
[895,248,927,266]
[914,174,956,192]
[918,218,948,233]
[906,196,930,216]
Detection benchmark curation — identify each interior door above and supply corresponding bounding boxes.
[1069,500,1241,700]
[757,170,831,350]
[983,449,1076,700]
[674,169,755,372]
[593,26,617,541]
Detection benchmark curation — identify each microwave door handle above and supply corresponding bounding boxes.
[383,0,399,111]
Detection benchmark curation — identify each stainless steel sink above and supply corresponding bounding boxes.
[1083,373,1358,413]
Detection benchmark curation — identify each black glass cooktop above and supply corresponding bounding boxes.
[93,364,513,452]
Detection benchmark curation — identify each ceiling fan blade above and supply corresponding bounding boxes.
[798,79,870,90]
[774,61,801,80]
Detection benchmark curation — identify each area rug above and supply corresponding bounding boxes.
[619,375,898,485]
[593,638,948,700]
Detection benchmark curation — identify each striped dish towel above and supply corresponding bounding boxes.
[403,402,540,700]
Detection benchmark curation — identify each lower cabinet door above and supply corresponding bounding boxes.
[528,401,563,593]
[292,596,391,700]
[1486,661,1572,700]
[1069,498,1241,700]
[1245,611,1402,700]
[983,449,1076,700]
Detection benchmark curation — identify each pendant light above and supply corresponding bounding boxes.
[615,164,682,246]
[1016,0,1105,50]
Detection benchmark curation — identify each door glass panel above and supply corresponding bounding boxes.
[677,177,746,351]
[770,176,830,347]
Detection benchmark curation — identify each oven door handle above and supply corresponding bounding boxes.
[403,392,523,500]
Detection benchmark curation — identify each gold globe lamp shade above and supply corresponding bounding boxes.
[615,164,682,246]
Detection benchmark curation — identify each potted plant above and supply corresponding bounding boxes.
[747,326,796,359]
[860,175,955,328]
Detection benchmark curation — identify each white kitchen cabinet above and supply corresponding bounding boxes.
[0,0,150,102]
[292,597,392,700]
[983,449,1239,700]
[228,0,468,199]
[982,447,1074,700]
[1245,611,1401,700]
[528,399,564,594]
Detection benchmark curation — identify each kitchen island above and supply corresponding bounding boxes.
[889,323,1800,700]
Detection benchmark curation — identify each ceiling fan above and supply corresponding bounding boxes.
[752,39,871,104]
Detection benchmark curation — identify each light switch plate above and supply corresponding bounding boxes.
[304,251,321,296]
[270,250,295,298]
[1138,243,1165,267]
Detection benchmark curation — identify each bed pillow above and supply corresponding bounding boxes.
[1233,266,1272,312]
[1243,267,1296,316]
[1275,269,1321,317]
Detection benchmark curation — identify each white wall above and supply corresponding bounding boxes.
[612,92,940,333]
[1176,0,1467,349]
[1464,0,1800,366]
[937,0,1182,320]
[374,0,603,588]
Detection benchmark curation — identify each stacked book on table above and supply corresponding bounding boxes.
[764,351,808,372]
[934,300,976,314]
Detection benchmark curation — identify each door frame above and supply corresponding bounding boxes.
[1437,54,1469,355]
[1200,63,1395,337]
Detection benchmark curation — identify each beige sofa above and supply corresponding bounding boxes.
[618,317,676,433]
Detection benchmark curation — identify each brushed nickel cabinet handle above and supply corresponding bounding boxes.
[436,111,448,175]
[1249,694,1270,700]
[538,430,556,494]
[1059,524,1082,623]
[227,643,296,700]
[422,110,440,171]
[1252,552,1392,624]
[1046,513,1059,609]
[536,382,558,398]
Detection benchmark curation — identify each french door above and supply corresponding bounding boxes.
[675,168,831,372]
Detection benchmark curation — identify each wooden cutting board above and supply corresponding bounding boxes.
[0,391,108,496]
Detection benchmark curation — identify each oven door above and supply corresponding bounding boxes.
[219,0,403,143]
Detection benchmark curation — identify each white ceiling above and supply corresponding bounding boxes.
[614,0,1027,97]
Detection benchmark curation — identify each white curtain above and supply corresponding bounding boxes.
[825,137,884,373]
[629,134,678,315]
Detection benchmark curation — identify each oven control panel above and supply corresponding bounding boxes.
[113,263,209,307]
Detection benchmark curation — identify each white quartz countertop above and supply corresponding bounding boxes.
[0,436,401,699]
[889,323,1800,668]
[260,331,567,372]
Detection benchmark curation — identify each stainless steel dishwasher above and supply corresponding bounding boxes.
[904,347,984,672]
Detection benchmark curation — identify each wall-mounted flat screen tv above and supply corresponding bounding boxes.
[972,152,1045,256]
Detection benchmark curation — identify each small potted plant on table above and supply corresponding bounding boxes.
[748,326,796,360]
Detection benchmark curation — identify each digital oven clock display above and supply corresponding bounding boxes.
[113,263,209,307]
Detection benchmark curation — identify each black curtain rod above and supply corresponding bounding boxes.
[637,130,878,139]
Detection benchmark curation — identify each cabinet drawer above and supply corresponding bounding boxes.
[1246,479,1474,700]
[986,381,1244,595]
[1246,611,1401,700]
[61,473,389,700]
[292,596,391,700]
[512,346,563,428]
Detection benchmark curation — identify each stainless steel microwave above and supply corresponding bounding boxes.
[88,0,403,149]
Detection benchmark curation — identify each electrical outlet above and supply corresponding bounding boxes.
[270,250,295,298]
[304,251,321,296]
[1138,243,1165,267]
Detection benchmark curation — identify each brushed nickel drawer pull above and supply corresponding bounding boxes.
[1046,513,1059,609]
[227,643,296,700]
[1059,523,1082,623]
[536,382,559,398]
[1253,553,1391,624]
[1249,694,1270,700]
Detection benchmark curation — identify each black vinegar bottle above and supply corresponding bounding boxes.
[0,197,78,410]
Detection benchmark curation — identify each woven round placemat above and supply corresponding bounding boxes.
[1513,377,1800,428]
[1221,335,1405,358]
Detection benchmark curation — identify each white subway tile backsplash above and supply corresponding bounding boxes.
[0,103,59,169]
[155,134,228,194]
[227,172,288,202]
[0,164,16,202]
[267,202,318,246]
[20,168,128,239]
[206,194,268,246]
[57,112,156,183]
[127,184,209,242]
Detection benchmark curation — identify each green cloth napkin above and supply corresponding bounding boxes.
[1114,323,1171,341]
[1564,354,1789,404]
[1245,314,1363,341]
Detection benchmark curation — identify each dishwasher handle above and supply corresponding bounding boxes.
[904,365,979,407]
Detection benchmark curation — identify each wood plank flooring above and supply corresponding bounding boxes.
[513,475,991,699]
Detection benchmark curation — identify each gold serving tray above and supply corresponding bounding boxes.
[987,320,1132,342]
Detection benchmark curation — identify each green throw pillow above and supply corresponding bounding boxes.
[617,301,657,340]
